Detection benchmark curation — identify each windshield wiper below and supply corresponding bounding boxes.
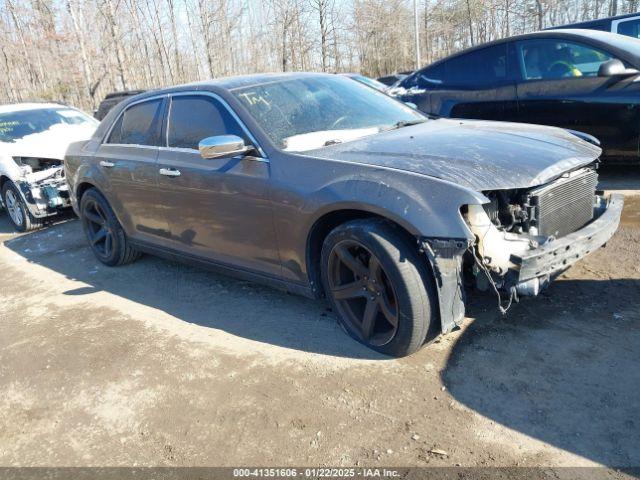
[381,118,428,132]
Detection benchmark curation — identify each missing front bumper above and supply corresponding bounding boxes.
[507,193,624,292]
[16,178,71,219]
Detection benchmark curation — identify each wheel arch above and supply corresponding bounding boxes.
[76,180,98,203]
[0,176,11,204]
[0,175,11,209]
[305,207,427,299]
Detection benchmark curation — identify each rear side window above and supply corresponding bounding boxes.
[443,44,508,87]
[167,95,246,150]
[417,63,445,87]
[107,99,164,146]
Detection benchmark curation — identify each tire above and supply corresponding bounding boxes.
[2,182,43,232]
[79,187,140,266]
[321,218,438,357]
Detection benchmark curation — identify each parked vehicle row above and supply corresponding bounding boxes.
[62,73,622,357]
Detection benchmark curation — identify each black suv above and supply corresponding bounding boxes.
[94,90,147,120]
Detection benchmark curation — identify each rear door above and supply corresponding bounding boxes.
[155,93,281,277]
[402,43,519,121]
[95,97,170,244]
[514,38,640,162]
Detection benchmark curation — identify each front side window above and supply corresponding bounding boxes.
[232,76,424,151]
[518,40,615,80]
[167,95,247,150]
[107,99,164,146]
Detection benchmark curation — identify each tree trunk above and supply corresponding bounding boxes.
[67,0,95,107]
[466,0,475,45]
[103,0,128,90]
[536,0,544,30]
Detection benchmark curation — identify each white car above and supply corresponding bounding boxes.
[0,103,98,231]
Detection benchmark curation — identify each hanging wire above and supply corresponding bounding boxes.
[469,245,516,315]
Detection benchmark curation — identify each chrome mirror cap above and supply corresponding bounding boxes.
[199,135,250,159]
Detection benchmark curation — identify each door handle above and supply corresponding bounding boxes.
[159,168,181,177]
[99,160,115,168]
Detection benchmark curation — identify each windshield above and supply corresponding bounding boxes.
[232,76,425,151]
[0,107,97,143]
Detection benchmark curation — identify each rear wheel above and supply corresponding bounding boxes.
[321,218,437,357]
[2,182,43,232]
[80,188,140,266]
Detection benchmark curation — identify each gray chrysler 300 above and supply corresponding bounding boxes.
[65,73,623,357]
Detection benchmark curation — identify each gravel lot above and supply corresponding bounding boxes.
[0,168,638,468]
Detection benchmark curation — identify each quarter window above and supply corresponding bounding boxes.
[107,99,164,146]
[167,95,246,150]
[518,40,615,80]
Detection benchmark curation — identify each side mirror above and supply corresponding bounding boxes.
[404,101,418,109]
[598,59,639,77]
[198,135,250,159]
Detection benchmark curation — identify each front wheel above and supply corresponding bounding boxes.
[321,218,438,357]
[2,182,43,232]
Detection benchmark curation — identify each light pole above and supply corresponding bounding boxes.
[413,0,421,69]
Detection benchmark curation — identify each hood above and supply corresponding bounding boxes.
[304,119,602,191]
[0,123,96,161]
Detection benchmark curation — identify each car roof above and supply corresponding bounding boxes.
[0,102,68,114]
[182,72,333,91]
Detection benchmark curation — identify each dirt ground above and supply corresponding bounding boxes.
[0,168,639,469]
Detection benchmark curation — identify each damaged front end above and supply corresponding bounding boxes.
[463,165,623,303]
[7,157,71,218]
[420,164,623,334]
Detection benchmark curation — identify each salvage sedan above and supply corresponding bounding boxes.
[64,73,623,357]
[0,103,98,231]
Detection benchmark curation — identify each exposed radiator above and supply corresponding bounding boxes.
[527,168,598,238]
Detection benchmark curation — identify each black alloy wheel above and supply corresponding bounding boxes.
[82,196,116,260]
[328,240,399,346]
[79,187,140,266]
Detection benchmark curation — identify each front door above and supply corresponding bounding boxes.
[515,38,640,162]
[156,93,281,277]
